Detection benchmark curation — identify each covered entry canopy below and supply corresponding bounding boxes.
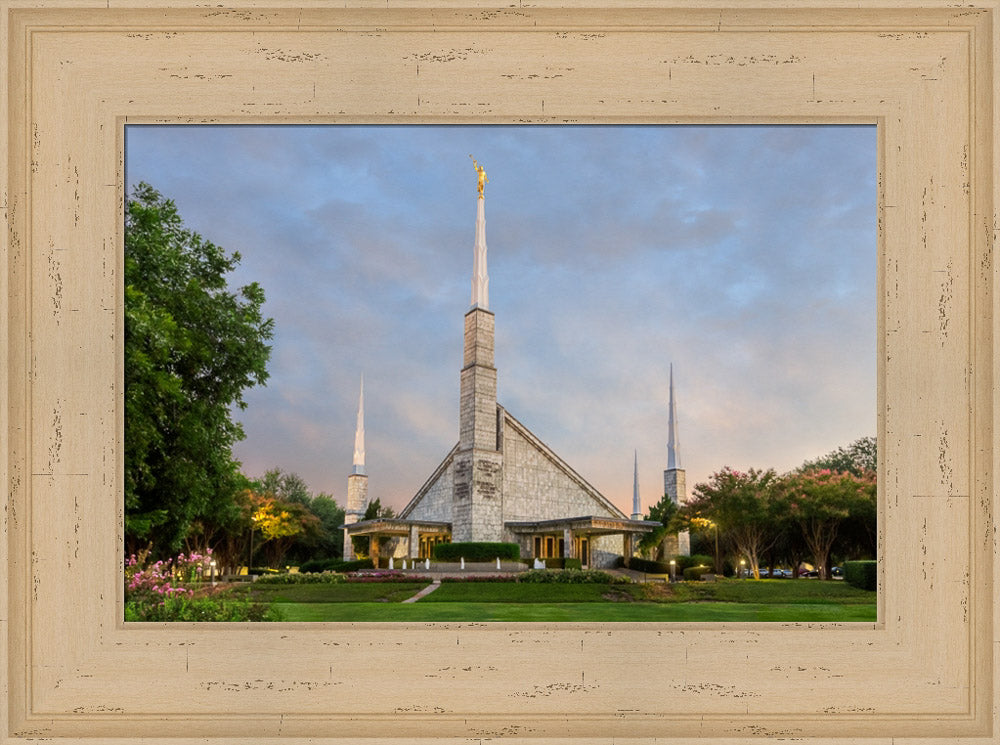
[342,518,451,561]
[505,515,656,563]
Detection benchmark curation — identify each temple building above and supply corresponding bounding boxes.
[343,162,656,567]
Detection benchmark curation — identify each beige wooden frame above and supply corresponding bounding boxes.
[1,1,997,742]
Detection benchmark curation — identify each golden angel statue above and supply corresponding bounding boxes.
[470,155,488,196]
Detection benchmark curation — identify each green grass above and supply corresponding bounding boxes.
[275,601,877,622]
[662,578,876,604]
[219,576,877,621]
[423,582,638,603]
[233,581,431,604]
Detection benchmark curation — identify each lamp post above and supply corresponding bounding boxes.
[210,559,217,586]
[740,558,747,579]
[669,559,676,583]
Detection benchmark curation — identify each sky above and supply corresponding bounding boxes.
[125,124,876,517]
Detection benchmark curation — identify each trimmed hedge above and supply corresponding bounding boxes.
[298,558,374,574]
[675,554,714,572]
[538,557,582,570]
[433,542,520,561]
[627,557,672,574]
[682,566,714,581]
[843,560,877,591]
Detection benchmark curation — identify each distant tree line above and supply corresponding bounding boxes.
[643,437,877,580]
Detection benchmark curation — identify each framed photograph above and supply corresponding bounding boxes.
[2,2,997,742]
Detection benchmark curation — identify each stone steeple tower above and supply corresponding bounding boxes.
[343,376,368,559]
[631,450,643,520]
[663,364,690,555]
[452,159,503,542]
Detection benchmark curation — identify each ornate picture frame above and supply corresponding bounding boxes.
[2,2,996,742]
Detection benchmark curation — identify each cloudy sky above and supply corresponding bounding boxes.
[125,124,876,516]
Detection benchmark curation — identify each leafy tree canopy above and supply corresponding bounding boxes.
[363,497,396,520]
[124,183,273,554]
[799,436,876,477]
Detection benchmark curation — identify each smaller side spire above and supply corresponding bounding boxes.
[352,375,366,475]
[667,363,680,470]
[631,449,643,520]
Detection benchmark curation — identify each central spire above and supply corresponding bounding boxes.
[352,375,365,475]
[470,156,489,310]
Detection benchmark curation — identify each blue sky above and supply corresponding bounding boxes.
[125,124,876,516]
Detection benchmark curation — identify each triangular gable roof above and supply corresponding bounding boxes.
[500,407,628,520]
[397,442,459,519]
[398,405,628,521]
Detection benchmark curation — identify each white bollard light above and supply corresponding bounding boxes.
[460,557,465,570]
[425,558,430,570]
[402,559,407,570]
[496,557,501,569]
[388,557,394,570]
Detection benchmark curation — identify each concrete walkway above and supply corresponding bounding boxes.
[402,579,442,603]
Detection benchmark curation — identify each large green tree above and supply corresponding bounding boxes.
[124,183,273,555]
[782,469,876,579]
[687,467,783,579]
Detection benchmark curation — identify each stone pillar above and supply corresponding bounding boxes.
[369,533,380,567]
[563,528,574,558]
[664,468,690,557]
[452,307,503,543]
[408,524,420,559]
[343,472,368,560]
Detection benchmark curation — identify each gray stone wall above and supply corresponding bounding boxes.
[452,449,504,542]
[501,419,619,522]
[405,459,454,522]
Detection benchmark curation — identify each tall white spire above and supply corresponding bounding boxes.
[631,449,642,520]
[667,364,680,470]
[470,157,489,310]
[352,375,365,475]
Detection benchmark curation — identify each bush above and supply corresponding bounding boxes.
[440,574,518,583]
[627,557,672,573]
[538,557,583,570]
[843,560,877,591]
[433,542,520,561]
[674,554,714,572]
[125,590,281,622]
[516,569,628,585]
[343,570,429,583]
[254,572,345,585]
[682,566,714,581]
[299,558,373,573]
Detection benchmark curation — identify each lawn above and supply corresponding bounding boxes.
[275,600,877,622]
[235,580,431,604]
[243,577,877,622]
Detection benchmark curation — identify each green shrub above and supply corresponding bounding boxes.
[843,560,877,591]
[255,572,345,585]
[564,558,582,570]
[517,569,627,585]
[674,554,714,572]
[433,542,520,561]
[682,565,714,581]
[628,557,672,573]
[537,557,582,570]
[125,592,281,622]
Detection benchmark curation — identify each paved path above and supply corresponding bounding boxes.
[402,580,441,603]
